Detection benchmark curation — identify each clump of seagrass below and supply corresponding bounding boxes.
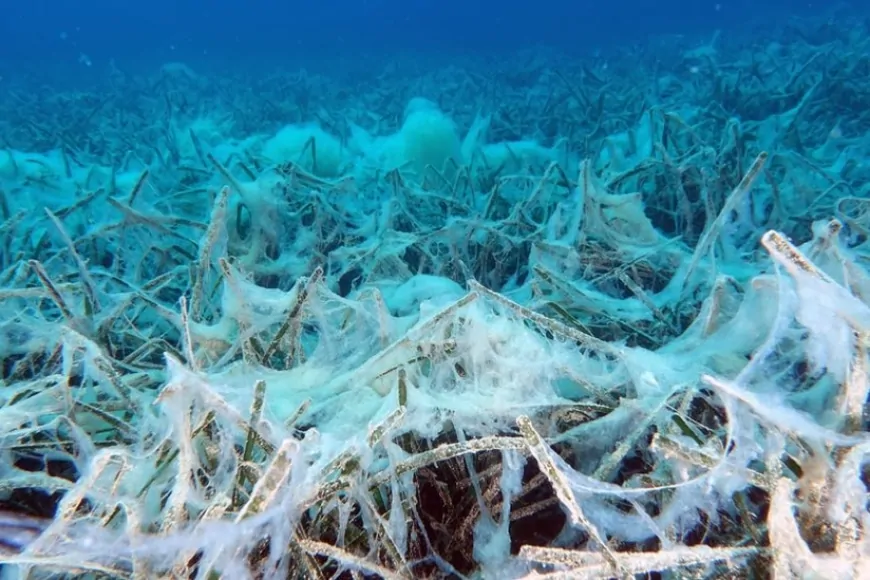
[1,11,870,579]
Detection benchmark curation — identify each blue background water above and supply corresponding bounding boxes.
[0,0,840,82]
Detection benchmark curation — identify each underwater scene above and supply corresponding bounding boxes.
[0,1,869,578]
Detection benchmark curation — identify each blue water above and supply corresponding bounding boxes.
[0,0,837,82]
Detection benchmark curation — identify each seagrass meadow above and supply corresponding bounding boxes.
[0,10,869,580]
